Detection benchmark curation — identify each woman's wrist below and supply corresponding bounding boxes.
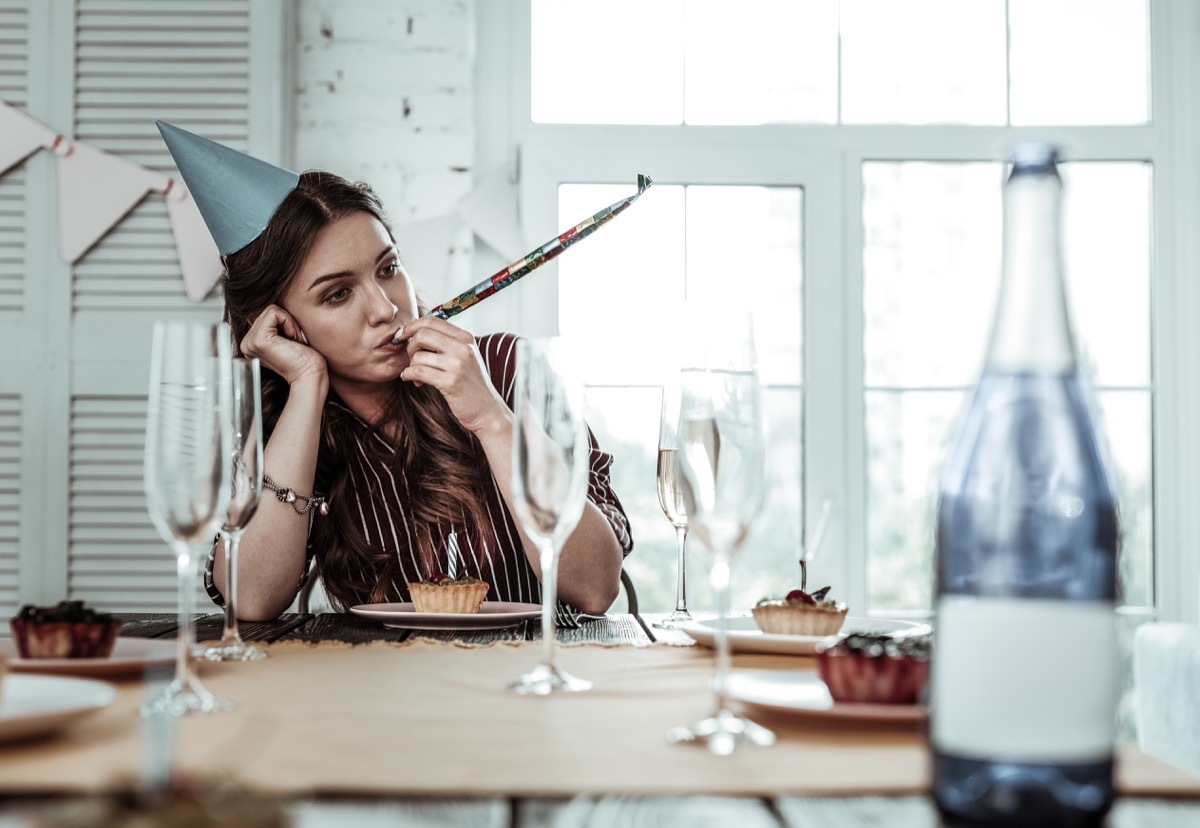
[289,370,329,405]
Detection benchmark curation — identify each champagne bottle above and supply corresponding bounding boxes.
[930,143,1119,827]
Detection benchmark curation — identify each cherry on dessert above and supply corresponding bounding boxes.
[785,588,816,605]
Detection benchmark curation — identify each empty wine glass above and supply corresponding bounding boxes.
[655,381,693,628]
[143,321,233,716]
[509,337,592,695]
[199,357,265,662]
[666,307,774,755]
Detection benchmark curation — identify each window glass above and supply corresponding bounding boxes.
[841,0,1006,124]
[559,183,804,612]
[684,0,838,125]
[862,161,1153,613]
[1009,0,1149,126]
[531,0,684,124]
[862,162,1002,388]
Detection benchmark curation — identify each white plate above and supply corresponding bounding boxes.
[727,669,925,723]
[350,602,543,631]
[0,674,117,744]
[679,614,931,656]
[0,638,176,678]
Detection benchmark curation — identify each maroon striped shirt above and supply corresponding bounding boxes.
[205,332,634,616]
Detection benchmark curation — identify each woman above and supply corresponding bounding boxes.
[202,170,633,621]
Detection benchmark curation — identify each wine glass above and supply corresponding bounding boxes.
[666,308,774,755]
[655,381,693,628]
[143,320,234,716]
[509,337,592,695]
[199,357,265,662]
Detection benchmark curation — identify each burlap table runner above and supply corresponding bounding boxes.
[1,640,1195,797]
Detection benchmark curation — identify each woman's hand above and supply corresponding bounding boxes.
[240,304,328,388]
[398,318,510,435]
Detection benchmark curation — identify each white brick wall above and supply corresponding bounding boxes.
[294,0,477,302]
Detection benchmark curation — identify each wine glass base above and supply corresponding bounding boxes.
[509,662,592,696]
[196,639,267,662]
[667,708,775,756]
[141,679,232,718]
[653,609,695,630]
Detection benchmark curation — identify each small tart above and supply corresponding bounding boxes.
[751,599,848,636]
[408,577,490,614]
[9,600,122,659]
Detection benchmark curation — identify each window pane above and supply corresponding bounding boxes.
[841,0,1006,125]
[559,183,685,386]
[531,0,684,124]
[1097,391,1152,607]
[1060,163,1151,387]
[862,162,1153,615]
[1009,0,1149,126]
[685,186,803,384]
[862,162,1002,388]
[684,0,837,125]
[866,389,964,613]
[561,184,805,614]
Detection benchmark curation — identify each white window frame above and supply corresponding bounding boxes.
[475,0,1200,623]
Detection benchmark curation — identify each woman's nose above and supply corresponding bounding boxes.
[368,285,398,323]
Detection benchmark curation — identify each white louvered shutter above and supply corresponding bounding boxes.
[0,0,29,619]
[0,0,285,613]
[67,0,247,611]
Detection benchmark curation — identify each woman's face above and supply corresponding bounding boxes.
[279,211,417,393]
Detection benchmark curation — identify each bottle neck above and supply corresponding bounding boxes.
[985,170,1077,374]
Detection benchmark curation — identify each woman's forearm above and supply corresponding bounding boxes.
[212,376,328,620]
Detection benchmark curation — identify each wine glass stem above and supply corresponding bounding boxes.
[711,550,732,714]
[175,544,198,689]
[674,524,689,614]
[222,532,243,642]
[538,540,559,670]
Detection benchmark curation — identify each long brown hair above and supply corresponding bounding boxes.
[222,171,492,610]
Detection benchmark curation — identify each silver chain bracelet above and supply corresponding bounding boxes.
[263,474,330,536]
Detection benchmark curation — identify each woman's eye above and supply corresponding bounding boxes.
[325,287,350,304]
[380,261,399,278]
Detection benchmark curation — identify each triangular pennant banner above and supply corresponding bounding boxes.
[0,101,57,176]
[163,182,223,301]
[55,141,169,262]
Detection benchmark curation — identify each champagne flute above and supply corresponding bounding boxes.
[667,308,773,755]
[655,381,693,628]
[143,320,233,716]
[509,337,592,695]
[199,357,265,662]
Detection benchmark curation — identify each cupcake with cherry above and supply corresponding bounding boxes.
[751,573,849,637]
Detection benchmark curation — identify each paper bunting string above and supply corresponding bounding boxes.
[0,101,224,301]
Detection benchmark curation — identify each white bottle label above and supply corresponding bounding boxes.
[930,595,1117,762]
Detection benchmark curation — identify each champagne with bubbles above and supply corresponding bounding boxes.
[656,448,689,528]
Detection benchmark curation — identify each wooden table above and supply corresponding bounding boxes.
[3,611,1198,827]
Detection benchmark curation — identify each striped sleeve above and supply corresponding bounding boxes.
[478,332,634,557]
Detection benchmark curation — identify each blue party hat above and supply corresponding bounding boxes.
[156,121,299,256]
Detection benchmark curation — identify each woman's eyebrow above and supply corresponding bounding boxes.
[307,246,397,292]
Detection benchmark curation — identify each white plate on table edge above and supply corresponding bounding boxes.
[727,669,925,723]
[350,602,543,630]
[0,637,176,678]
[678,615,931,655]
[0,674,117,744]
